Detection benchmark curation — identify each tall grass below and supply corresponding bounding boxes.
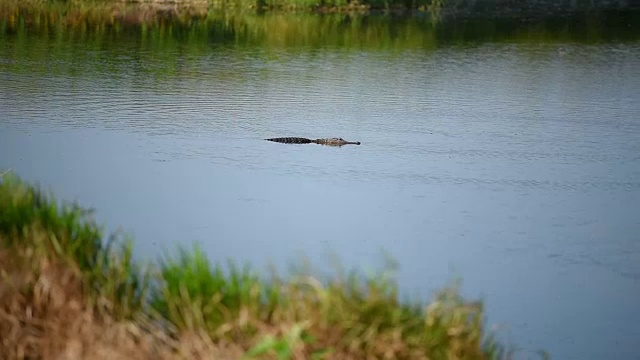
[0,171,515,359]
[0,172,149,320]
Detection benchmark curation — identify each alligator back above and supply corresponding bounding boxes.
[265,137,314,144]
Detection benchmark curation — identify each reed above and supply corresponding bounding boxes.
[0,171,515,359]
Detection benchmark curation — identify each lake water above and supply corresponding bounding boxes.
[1,11,640,360]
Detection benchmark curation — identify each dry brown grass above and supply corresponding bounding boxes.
[0,236,241,360]
[0,232,497,360]
[0,0,213,28]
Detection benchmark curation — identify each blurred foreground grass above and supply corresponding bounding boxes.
[0,171,518,359]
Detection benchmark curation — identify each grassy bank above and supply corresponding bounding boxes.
[2,0,638,29]
[0,171,514,359]
[2,0,639,51]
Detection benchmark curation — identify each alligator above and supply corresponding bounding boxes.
[265,137,361,147]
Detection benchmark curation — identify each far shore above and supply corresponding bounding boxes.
[1,0,638,26]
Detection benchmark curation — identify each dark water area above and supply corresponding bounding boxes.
[1,9,640,360]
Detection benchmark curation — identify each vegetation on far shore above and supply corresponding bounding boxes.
[2,0,639,30]
[0,0,491,21]
[0,170,520,359]
[2,0,638,54]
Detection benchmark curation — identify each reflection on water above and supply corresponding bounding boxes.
[1,11,640,360]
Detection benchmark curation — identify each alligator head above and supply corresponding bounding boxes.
[313,138,361,146]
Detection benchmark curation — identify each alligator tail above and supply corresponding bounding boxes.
[265,137,314,144]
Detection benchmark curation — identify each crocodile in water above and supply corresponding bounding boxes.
[265,137,361,146]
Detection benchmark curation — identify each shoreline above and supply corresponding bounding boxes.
[2,0,639,26]
[0,172,515,359]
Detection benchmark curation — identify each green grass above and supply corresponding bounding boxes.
[0,172,150,320]
[0,171,517,359]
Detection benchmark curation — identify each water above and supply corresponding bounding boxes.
[2,12,640,360]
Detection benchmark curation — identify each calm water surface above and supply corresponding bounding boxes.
[1,13,640,360]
